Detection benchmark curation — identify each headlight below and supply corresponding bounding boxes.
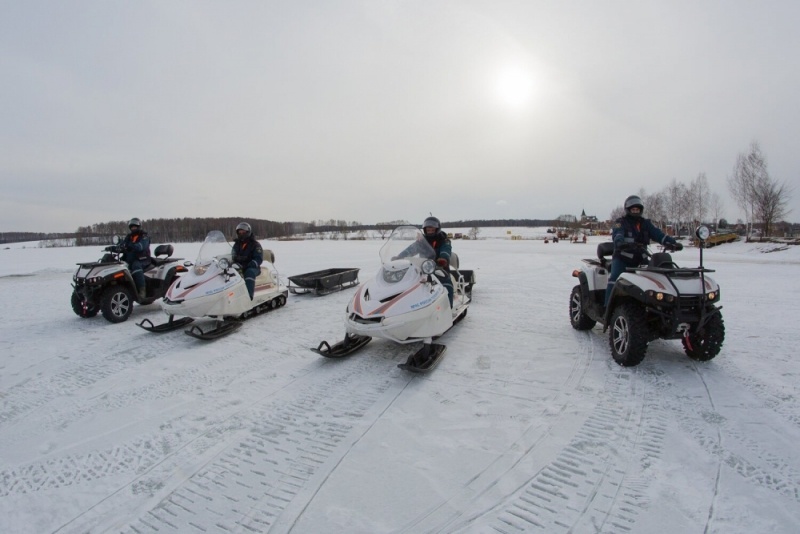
[194,264,208,275]
[421,259,436,275]
[645,290,674,303]
[218,257,230,270]
[382,267,409,283]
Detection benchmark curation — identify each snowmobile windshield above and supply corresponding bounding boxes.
[194,230,232,271]
[380,225,435,264]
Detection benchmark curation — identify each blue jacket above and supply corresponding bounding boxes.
[425,230,452,268]
[122,230,151,264]
[232,235,263,271]
[612,215,676,266]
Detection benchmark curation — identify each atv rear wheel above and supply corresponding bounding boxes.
[683,312,725,361]
[569,285,597,330]
[609,302,649,367]
[71,290,99,318]
[100,286,134,323]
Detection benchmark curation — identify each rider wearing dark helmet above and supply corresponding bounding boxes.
[422,216,454,307]
[122,217,151,299]
[605,195,682,307]
[232,222,263,300]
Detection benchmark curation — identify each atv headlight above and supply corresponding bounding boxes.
[421,259,436,275]
[646,290,674,303]
[383,266,409,283]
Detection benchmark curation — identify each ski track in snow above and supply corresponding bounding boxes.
[1,237,800,533]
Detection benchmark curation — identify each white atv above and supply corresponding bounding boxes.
[71,240,187,323]
[569,226,724,366]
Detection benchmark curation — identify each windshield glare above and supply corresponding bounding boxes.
[379,226,435,264]
[196,231,231,265]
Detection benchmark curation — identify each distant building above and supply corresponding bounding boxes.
[580,209,598,224]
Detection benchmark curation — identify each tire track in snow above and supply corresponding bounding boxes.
[46,346,407,533]
[441,360,668,533]
[643,353,800,504]
[398,328,664,534]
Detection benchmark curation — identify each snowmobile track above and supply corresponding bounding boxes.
[41,352,408,532]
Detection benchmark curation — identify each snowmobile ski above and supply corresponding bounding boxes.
[185,320,243,340]
[312,333,372,358]
[397,343,446,372]
[137,316,195,333]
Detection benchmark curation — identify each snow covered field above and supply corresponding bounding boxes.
[1,228,799,533]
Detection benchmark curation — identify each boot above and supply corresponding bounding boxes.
[138,287,147,300]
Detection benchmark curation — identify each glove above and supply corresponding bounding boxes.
[436,258,448,268]
[670,242,683,251]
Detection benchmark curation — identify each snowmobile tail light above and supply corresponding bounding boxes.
[421,259,436,275]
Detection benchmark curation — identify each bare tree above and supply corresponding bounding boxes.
[728,141,793,239]
[686,172,710,235]
[663,179,690,235]
[754,176,791,238]
[709,192,725,229]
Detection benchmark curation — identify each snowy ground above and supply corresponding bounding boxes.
[1,228,799,534]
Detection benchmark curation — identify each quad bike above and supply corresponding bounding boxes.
[313,225,475,372]
[71,240,188,323]
[569,226,724,367]
[138,230,288,340]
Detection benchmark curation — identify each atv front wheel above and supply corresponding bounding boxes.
[569,285,597,330]
[71,291,99,318]
[100,286,134,323]
[683,312,725,361]
[609,302,649,367]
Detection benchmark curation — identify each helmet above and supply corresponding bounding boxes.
[422,216,441,230]
[624,195,644,217]
[236,222,251,239]
[128,217,142,231]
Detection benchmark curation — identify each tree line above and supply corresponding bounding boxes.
[65,217,561,246]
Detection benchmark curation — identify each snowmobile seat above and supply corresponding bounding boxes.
[449,252,459,270]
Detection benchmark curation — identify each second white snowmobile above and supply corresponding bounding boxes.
[138,230,288,340]
[313,225,474,372]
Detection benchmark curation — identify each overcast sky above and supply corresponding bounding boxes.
[2,1,798,233]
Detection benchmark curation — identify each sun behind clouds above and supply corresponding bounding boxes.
[493,63,536,112]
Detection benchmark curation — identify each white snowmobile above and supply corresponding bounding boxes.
[138,230,288,340]
[313,225,474,372]
[72,240,188,324]
[569,225,724,366]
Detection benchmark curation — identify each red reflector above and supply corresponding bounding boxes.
[114,272,125,279]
